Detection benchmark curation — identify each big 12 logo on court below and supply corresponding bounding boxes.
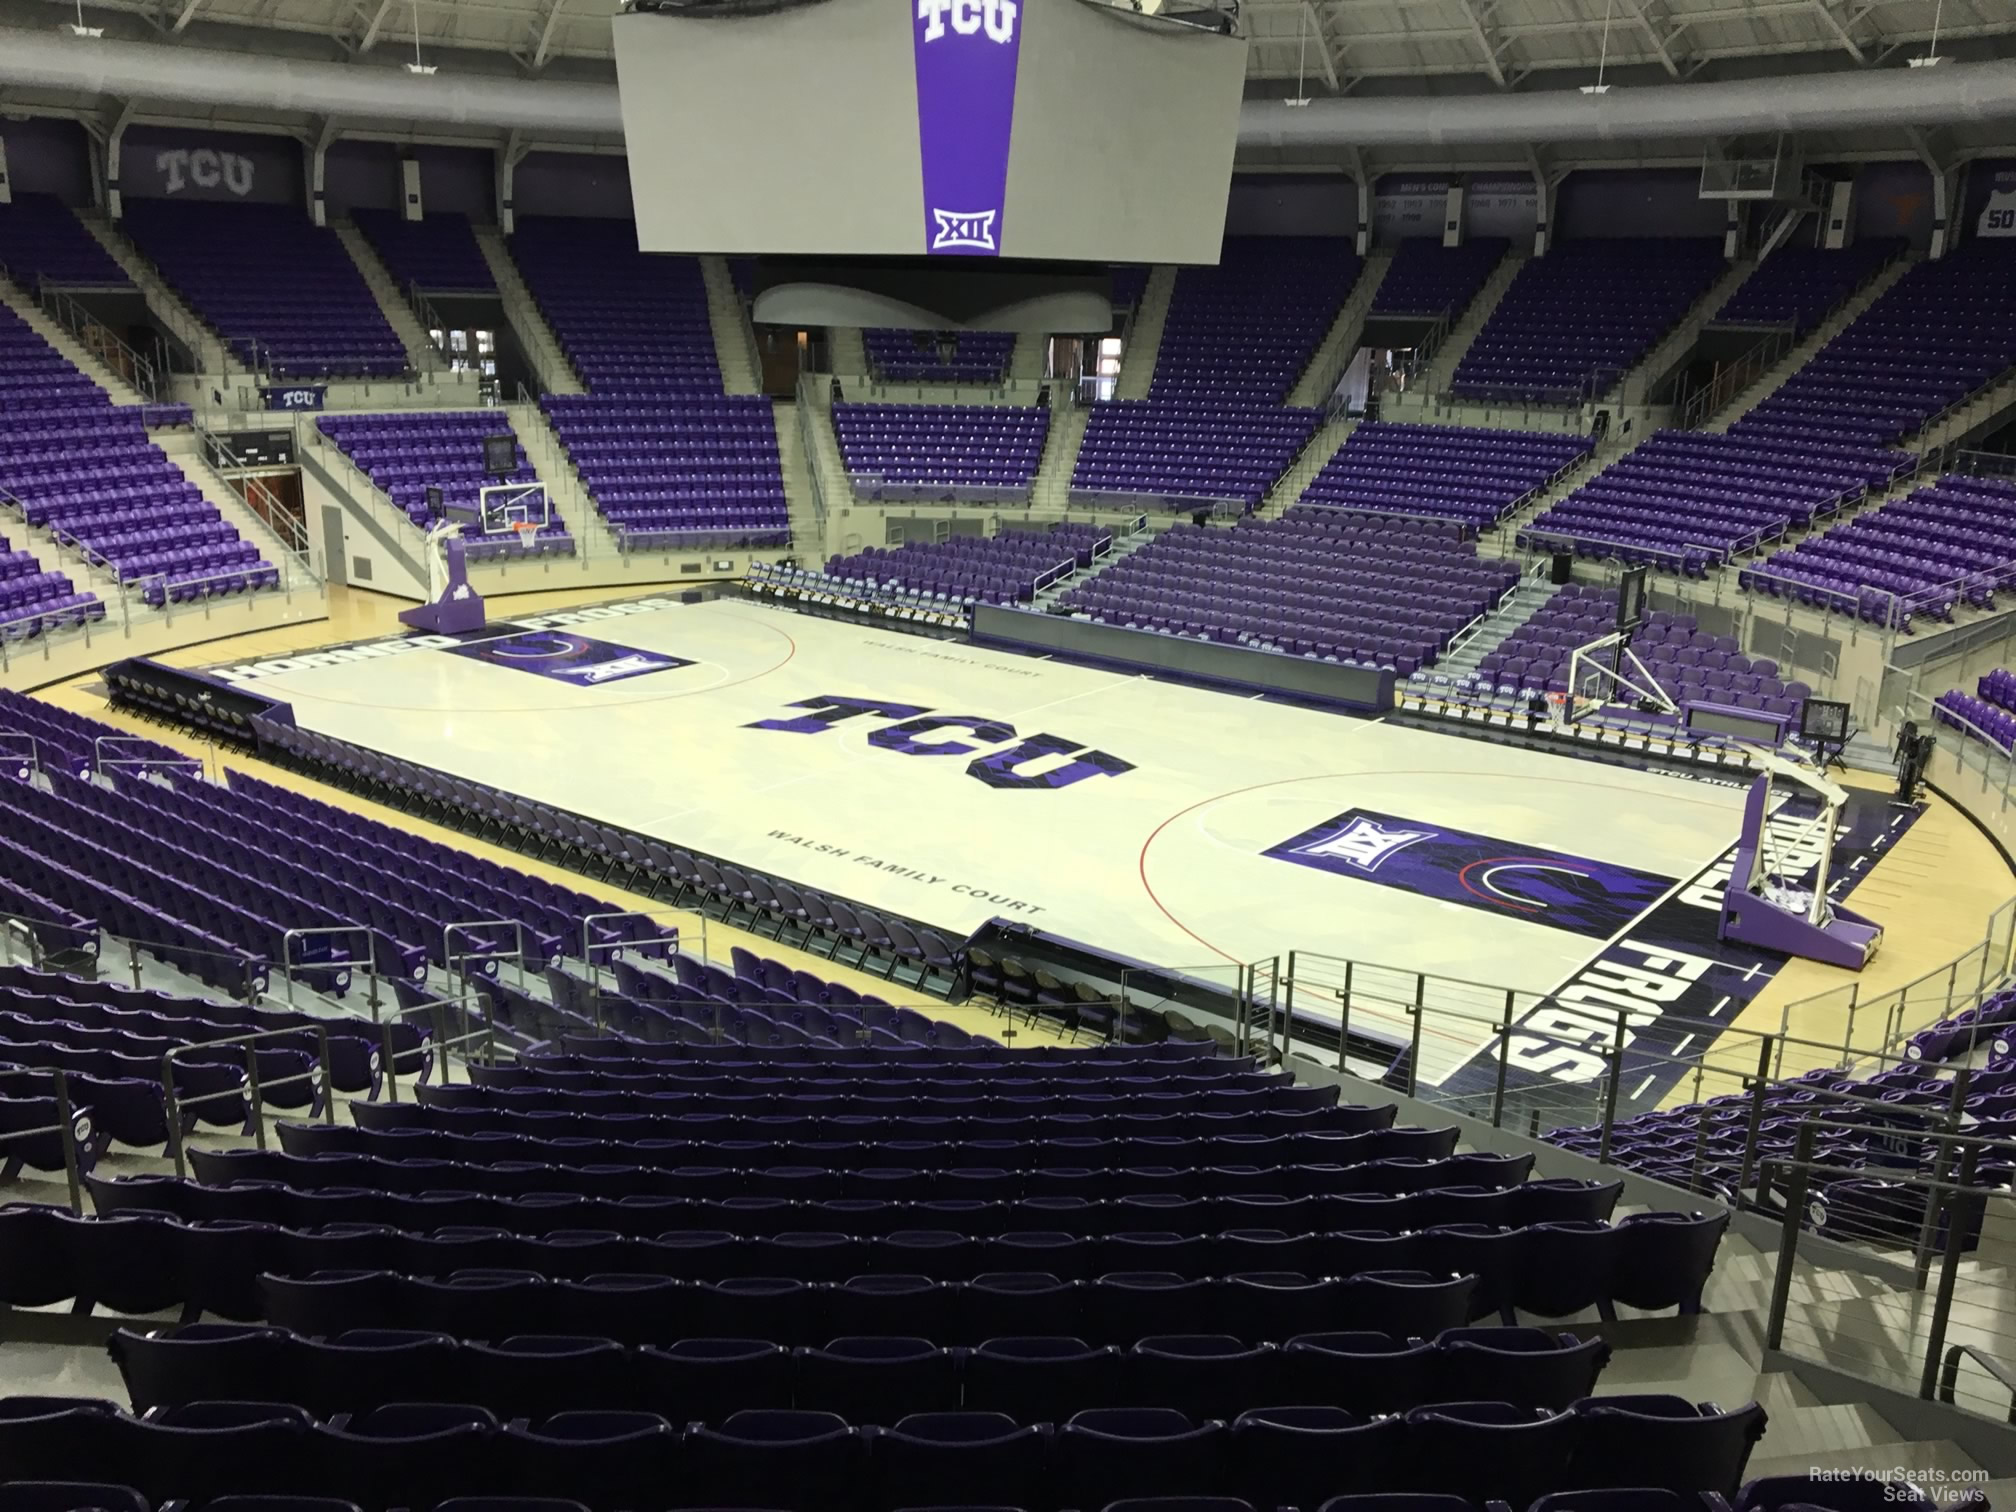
[917,0,1018,44]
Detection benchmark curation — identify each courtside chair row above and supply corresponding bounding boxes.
[246,718,970,998]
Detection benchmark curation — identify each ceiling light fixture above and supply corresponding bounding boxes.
[405,0,437,73]
[68,0,103,37]
[1285,4,1311,106]
[1908,0,1945,66]
[1579,0,1614,93]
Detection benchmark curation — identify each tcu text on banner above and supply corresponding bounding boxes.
[913,0,1023,255]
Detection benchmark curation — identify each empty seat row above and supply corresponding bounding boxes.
[110,1320,1611,1419]
[0,1395,1769,1511]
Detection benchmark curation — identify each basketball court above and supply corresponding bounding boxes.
[209,595,1770,1085]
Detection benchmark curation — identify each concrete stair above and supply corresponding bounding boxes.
[156,428,316,582]
[0,281,147,405]
[1112,266,1176,400]
[0,502,107,598]
[1480,431,1637,553]
[1259,415,1356,517]
[801,388,852,520]
[1617,257,1755,405]
[829,326,868,381]
[1287,251,1392,409]
[773,399,823,553]
[504,400,609,550]
[1910,365,2016,455]
[1031,405,1090,512]
[1029,518,1157,609]
[473,226,583,396]
[74,209,231,378]
[1009,330,1048,383]
[1713,256,1915,430]
[332,222,442,376]
[1416,254,1525,392]
[700,255,762,395]
[1416,573,1555,683]
[1745,1433,1986,1486]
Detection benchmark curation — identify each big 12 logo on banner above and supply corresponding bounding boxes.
[913,0,1023,256]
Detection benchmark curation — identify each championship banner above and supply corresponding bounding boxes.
[1265,807,1675,941]
[913,0,1024,255]
[262,386,326,412]
[1978,170,2016,237]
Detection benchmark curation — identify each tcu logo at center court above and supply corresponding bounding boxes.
[917,0,1018,44]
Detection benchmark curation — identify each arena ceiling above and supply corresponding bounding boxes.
[0,0,2013,173]
[10,0,2013,87]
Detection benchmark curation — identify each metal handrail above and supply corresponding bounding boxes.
[194,414,318,576]
[1515,527,1734,573]
[0,731,45,778]
[406,280,453,377]
[1398,306,1456,387]
[444,918,532,982]
[1778,895,2016,1064]
[1939,1344,2016,1425]
[1910,361,2016,452]
[795,372,832,536]
[1678,243,1909,431]
[578,909,686,1034]
[36,280,164,402]
[1679,324,1794,430]
[1299,264,1385,409]
[161,1022,335,1177]
[92,734,203,782]
[0,1066,88,1212]
[279,924,382,1017]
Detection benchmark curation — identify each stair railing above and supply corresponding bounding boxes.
[1299,271,1382,410]
[193,414,319,582]
[1678,324,1795,430]
[1397,306,1455,389]
[1678,245,1910,431]
[794,373,832,538]
[404,281,453,379]
[35,280,165,402]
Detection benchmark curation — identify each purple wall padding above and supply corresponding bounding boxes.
[1554,168,1726,241]
[514,151,634,220]
[324,139,399,215]
[0,118,96,204]
[1225,175,1353,238]
[414,146,495,220]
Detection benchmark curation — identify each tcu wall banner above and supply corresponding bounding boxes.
[262,386,326,412]
[914,0,1023,256]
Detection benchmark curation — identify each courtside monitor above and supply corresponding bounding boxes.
[1801,698,1852,744]
[1616,566,1648,634]
[612,0,1248,262]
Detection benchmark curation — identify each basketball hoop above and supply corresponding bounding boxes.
[509,520,541,551]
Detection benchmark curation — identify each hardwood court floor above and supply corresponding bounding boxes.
[1679,767,2014,1099]
[30,584,2014,1074]
[33,584,1060,1046]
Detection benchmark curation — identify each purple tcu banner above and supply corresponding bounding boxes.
[914,0,1023,256]
[445,630,692,686]
[1265,808,1675,940]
